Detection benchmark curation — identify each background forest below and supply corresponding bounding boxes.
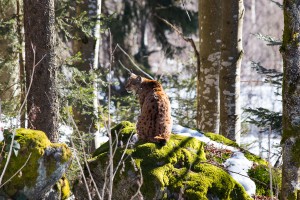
[1,0,299,199]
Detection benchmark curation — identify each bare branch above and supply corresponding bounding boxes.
[118,60,132,74]
[116,44,154,80]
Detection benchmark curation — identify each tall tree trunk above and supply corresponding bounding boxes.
[281,0,300,198]
[219,0,244,144]
[16,0,25,128]
[92,0,101,149]
[197,0,222,133]
[73,0,97,142]
[24,0,58,142]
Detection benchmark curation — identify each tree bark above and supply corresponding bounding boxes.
[281,0,300,198]
[197,0,222,133]
[24,0,58,142]
[16,0,26,128]
[219,0,244,144]
[92,0,101,149]
[72,2,94,140]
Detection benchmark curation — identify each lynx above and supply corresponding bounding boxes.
[125,73,172,145]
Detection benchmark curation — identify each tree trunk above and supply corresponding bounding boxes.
[219,0,244,144]
[24,0,58,142]
[197,0,222,133]
[92,0,101,149]
[16,0,26,128]
[281,0,300,198]
[73,0,97,139]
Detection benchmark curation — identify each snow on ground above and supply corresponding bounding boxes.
[224,152,256,196]
[172,124,256,196]
[240,130,281,166]
[0,130,3,142]
[172,124,237,152]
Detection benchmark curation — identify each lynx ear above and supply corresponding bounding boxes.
[130,73,137,78]
[137,76,142,82]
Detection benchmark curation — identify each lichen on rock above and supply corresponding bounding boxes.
[0,128,72,199]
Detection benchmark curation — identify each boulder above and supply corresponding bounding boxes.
[74,121,253,200]
[0,128,72,200]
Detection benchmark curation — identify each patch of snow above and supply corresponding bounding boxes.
[240,131,281,166]
[0,130,3,142]
[0,122,3,141]
[94,128,109,148]
[292,180,300,190]
[58,125,73,144]
[224,152,256,196]
[172,125,238,153]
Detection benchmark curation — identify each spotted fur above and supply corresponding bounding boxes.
[125,73,172,144]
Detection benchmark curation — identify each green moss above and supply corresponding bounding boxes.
[0,128,71,197]
[90,121,252,199]
[111,121,136,141]
[1,129,50,195]
[93,121,136,157]
[248,165,270,195]
[51,143,72,163]
[203,132,239,148]
[248,165,281,196]
[61,176,71,200]
[242,150,268,166]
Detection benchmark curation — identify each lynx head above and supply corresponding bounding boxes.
[125,73,143,94]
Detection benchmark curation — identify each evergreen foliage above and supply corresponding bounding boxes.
[244,61,282,134]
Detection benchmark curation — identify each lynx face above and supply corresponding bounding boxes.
[125,73,142,94]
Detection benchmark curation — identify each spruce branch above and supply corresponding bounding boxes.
[253,33,282,46]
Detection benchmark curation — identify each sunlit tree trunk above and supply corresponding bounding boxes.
[16,0,26,128]
[219,0,244,144]
[24,0,58,142]
[71,0,102,152]
[197,0,222,133]
[281,0,300,198]
[92,0,102,149]
[72,0,96,138]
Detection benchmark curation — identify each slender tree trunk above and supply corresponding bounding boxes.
[197,0,222,133]
[72,0,95,135]
[16,0,26,128]
[92,0,101,149]
[24,0,58,142]
[281,1,300,198]
[219,0,244,144]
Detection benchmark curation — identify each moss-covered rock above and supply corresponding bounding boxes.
[74,121,252,200]
[204,131,240,148]
[0,128,72,199]
[93,121,136,157]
